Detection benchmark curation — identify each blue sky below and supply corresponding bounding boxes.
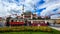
[0,0,60,18]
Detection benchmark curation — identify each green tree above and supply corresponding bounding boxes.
[6,16,12,26]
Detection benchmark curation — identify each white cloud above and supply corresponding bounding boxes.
[51,14,60,19]
[39,0,60,8]
[0,0,41,17]
[1,0,60,19]
[40,0,60,18]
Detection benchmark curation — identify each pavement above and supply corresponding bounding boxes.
[49,24,60,31]
[50,26,60,31]
[50,23,60,27]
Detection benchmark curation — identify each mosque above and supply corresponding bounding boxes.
[0,5,60,27]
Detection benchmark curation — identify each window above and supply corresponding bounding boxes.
[11,20,14,22]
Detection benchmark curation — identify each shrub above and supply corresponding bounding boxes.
[0,26,52,32]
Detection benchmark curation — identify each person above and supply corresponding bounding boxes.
[28,21,31,26]
[24,19,28,26]
[47,22,50,26]
[11,20,14,26]
[53,21,56,26]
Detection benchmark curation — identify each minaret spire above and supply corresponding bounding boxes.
[34,5,36,14]
[34,5,37,18]
[22,0,25,19]
[22,4,24,19]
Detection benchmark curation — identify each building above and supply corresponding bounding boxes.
[21,11,37,19]
[0,17,6,27]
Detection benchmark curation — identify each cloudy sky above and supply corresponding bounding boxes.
[0,0,60,18]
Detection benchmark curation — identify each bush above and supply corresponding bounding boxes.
[0,26,52,32]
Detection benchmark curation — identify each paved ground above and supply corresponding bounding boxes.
[50,24,60,27]
[49,24,60,31]
[50,26,60,31]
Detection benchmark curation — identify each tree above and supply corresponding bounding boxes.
[6,16,12,26]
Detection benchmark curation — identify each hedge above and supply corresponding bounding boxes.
[0,26,52,32]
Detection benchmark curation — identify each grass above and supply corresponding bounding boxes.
[51,29,60,34]
[0,31,52,34]
[0,29,60,34]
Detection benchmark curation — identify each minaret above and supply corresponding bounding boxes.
[22,5,24,19]
[31,13,33,19]
[34,5,37,18]
[31,5,36,23]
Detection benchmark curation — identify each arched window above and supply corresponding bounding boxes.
[11,20,14,22]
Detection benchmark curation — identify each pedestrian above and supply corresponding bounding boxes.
[47,22,50,26]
